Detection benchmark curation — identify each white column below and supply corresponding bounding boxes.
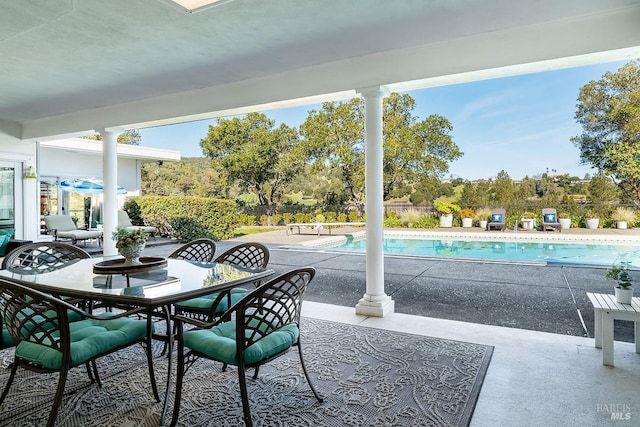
[99,129,121,257]
[355,86,394,317]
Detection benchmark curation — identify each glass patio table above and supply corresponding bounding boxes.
[0,257,274,423]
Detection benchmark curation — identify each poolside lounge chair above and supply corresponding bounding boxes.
[486,208,506,231]
[43,215,103,246]
[118,210,157,239]
[541,208,561,232]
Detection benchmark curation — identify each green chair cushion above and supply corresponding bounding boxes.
[183,321,298,366]
[15,317,150,370]
[1,324,16,349]
[175,288,248,313]
[0,228,14,256]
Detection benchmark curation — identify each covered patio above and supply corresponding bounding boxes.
[1,1,640,425]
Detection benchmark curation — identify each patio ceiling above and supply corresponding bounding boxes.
[1,0,640,140]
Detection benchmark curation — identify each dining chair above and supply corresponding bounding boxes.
[170,267,322,427]
[0,278,160,427]
[1,241,91,273]
[168,238,217,262]
[173,242,270,323]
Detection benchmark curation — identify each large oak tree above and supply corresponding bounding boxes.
[300,93,462,206]
[200,112,303,206]
[572,60,640,204]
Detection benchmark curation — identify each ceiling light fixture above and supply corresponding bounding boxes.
[169,0,232,13]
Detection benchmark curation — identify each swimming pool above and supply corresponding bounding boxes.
[329,237,640,267]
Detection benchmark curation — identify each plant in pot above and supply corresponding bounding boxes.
[520,211,536,230]
[474,207,492,229]
[460,208,475,228]
[584,209,600,229]
[611,207,636,230]
[558,212,571,230]
[434,200,460,228]
[112,227,149,265]
[606,264,634,304]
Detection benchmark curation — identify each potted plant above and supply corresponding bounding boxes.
[475,207,492,229]
[611,207,636,230]
[520,211,536,230]
[606,264,634,304]
[112,227,149,265]
[584,209,600,229]
[558,212,571,230]
[434,200,460,228]
[460,208,475,228]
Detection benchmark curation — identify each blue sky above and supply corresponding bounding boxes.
[138,59,632,181]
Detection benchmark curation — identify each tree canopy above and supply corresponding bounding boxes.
[83,130,142,145]
[199,112,304,206]
[572,60,640,204]
[300,92,462,206]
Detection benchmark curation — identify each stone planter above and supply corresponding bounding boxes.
[586,218,599,229]
[461,218,473,228]
[118,243,145,265]
[559,218,571,229]
[615,286,633,304]
[617,221,628,229]
[439,214,453,228]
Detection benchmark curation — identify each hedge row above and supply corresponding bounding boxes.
[124,196,238,241]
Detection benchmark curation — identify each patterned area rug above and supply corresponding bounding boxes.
[0,318,493,426]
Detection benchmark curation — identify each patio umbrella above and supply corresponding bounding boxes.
[59,178,127,228]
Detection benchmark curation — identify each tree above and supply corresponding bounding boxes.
[491,170,515,205]
[587,172,618,206]
[382,93,462,199]
[200,112,304,206]
[83,130,142,145]
[572,60,640,204]
[300,93,462,205]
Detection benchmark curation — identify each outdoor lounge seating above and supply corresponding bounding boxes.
[541,208,561,232]
[286,221,366,236]
[43,215,103,246]
[486,208,506,231]
[170,267,322,427]
[0,278,160,427]
[118,210,157,239]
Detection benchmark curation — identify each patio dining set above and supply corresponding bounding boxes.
[0,239,321,426]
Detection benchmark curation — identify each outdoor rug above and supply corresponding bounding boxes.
[0,318,493,426]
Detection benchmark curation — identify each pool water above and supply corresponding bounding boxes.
[330,238,640,267]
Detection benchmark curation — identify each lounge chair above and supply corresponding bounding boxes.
[541,208,561,232]
[118,210,157,239]
[43,215,103,246]
[486,208,506,231]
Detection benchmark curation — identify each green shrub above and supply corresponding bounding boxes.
[414,215,439,228]
[126,195,238,240]
[245,215,256,226]
[282,213,294,224]
[169,217,215,243]
[384,212,404,227]
[337,213,347,222]
[400,209,422,226]
[271,214,282,226]
[348,211,360,222]
[325,211,337,222]
[294,213,306,223]
[259,215,269,226]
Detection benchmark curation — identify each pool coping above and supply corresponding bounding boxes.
[300,229,640,249]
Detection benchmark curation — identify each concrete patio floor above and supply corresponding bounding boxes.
[110,227,640,425]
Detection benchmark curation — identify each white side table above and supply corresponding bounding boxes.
[587,292,640,366]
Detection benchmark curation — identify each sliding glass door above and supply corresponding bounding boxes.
[0,161,23,236]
